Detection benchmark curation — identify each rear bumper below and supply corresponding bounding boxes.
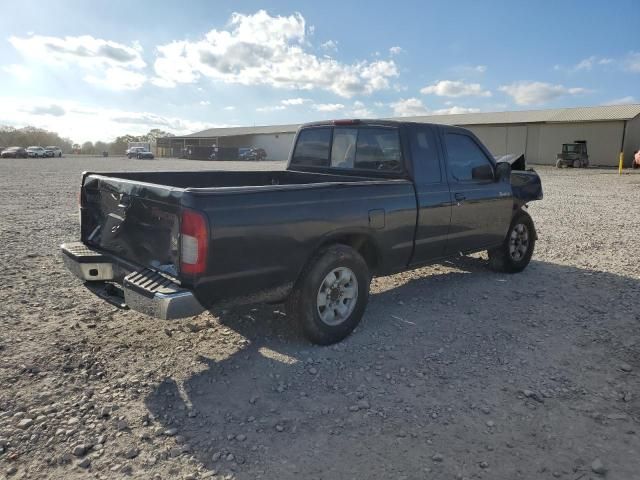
[60,242,204,320]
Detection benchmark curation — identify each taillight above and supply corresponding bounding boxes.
[180,209,208,275]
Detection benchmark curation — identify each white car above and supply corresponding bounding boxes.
[26,146,46,158]
[44,146,62,157]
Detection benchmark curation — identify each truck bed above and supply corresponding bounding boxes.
[80,169,417,305]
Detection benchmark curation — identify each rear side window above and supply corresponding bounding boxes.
[354,128,402,172]
[409,125,441,183]
[291,128,331,166]
[444,133,494,182]
[330,128,357,168]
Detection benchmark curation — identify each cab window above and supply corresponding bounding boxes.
[444,133,494,182]
[291,128,331,167]
[354,128,402,172]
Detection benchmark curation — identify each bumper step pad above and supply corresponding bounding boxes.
[124,269,182,298]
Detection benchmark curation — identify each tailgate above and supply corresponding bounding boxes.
[80,174,183,277]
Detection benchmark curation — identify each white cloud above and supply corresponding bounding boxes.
[199,100,211,106]
[84,67,146,90]
[389,46,403,56]
[320,40,338,51]
[281,97,310,105]
[152,10,398,97]
[572,55,614,71]
[602,96,636,105]
[256,105,286,112]
[2,64,32,80]
[0,97,216,143]
[9,34,146,89]
[390,98,429,116]
[9,34,145,68]
[312,103,344,112]
[224,105,236,110]
[25,104,66,116]
[420,80,491,98]
[351,101,373,117]
[451,64,487,75]
[390,98,480,117]
[499,81,589,105]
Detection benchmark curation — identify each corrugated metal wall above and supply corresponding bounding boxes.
[536,121,624,166]
[467,121,626,166]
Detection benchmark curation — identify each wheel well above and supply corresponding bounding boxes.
[320,234,379,272]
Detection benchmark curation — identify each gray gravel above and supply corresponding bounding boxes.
[0,156,639,479]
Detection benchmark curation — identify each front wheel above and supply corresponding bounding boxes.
[488,210,536,273]
[287,244,370,345]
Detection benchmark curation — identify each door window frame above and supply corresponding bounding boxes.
[442,129,496,184]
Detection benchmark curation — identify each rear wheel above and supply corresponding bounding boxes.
[555,159,563,168]
[573,159,581,168]
[287,245,370,345]
[488,210,536,273]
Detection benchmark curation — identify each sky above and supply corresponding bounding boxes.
[0,0,638,143]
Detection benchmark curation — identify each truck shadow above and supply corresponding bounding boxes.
[145,258,639,479]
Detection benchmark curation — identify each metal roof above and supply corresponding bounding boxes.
[399,104,640,126]
[183,104,640,138]
[185,123,300,138]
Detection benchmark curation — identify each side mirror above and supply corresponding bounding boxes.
[496,162,511,182]
[471,163,495,181]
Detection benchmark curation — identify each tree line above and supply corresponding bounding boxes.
[0,126,174,154]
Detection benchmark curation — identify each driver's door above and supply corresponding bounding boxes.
[442,128,513,255]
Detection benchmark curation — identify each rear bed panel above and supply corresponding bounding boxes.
[81,174,183,277]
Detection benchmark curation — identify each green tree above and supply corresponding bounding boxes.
[81,141,95,154]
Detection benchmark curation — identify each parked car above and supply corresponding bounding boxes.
[1,146,28,158]
[126,146,153,159]
[239,147,267,161]
[26,146,47,158]
[44,146,63,157]
[136,150,154,159]
[61,119,543,345]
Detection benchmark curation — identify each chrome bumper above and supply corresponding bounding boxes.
[60,242,204,320]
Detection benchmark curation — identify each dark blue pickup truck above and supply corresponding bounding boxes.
[61,120,542,344]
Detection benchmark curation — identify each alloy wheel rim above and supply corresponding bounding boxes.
[316,267,358,326]
[509,223,529,261]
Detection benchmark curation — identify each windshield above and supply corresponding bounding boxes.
[563,144,583,153]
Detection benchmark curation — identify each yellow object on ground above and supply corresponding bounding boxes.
[619,152,624,175]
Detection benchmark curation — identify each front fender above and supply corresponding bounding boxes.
[511,170,543,204]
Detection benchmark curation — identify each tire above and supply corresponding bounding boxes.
[555,159,563,168]
[573,159,581,168]
[287,244,370,345]
[488,210,536,273]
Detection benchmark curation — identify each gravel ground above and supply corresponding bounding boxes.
[0,156,638,480]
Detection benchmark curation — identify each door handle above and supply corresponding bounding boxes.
[454,193,466,201]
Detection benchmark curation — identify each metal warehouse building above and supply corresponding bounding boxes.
[161,104,640,166]
[156,124,299,161]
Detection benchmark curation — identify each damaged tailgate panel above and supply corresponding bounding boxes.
[81,174,184,277]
